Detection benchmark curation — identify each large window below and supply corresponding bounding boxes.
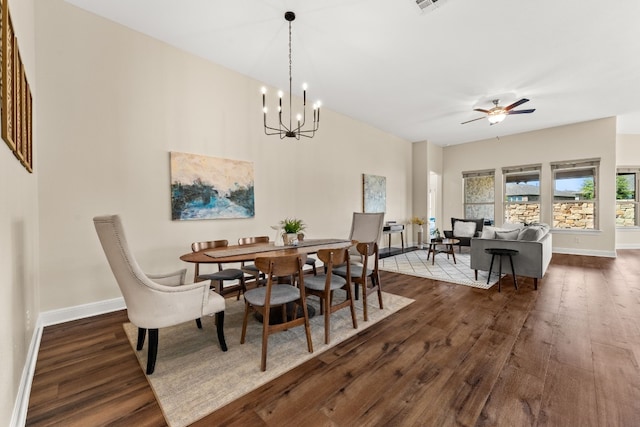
[551,158,600,230]
[463,169,494,223]
[616,168,639,227]
[503,164,541,224]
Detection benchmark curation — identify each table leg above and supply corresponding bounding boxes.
[450,244,457,264]
[401,231,404,253]
[509,254,518,290]
[487,254,495,285]
[498,255,503,292]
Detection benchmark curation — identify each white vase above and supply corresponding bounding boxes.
[283,233,298,246]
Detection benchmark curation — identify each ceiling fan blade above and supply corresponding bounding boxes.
[505,98,529,111]
[473,108,490,113]
[507,108,536,115]
[461,116,486,124]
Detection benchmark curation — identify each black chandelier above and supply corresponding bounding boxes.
[261,11,320,140]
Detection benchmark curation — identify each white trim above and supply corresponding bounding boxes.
[616,243,640,249]
[10,324,43,427]
[38,297,125,327]
[11,297,126,426]
[552,247,616,258]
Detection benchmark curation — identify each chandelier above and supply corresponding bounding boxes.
[261,11,320,140]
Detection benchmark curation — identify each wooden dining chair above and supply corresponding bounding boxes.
[334,241,383,321]
[304,247,357,344]
[240,253,313,371]
[238,236,270,286]
[191,240,246,300]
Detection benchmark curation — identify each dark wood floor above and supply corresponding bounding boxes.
[27,251,640,426]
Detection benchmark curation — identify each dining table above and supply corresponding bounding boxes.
[179,238,353,265]
[180,238,353,323]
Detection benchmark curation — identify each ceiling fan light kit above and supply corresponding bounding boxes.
[462,98,536,126]
[261,11,320,140]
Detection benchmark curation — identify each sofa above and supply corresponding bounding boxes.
[470,223,552,289]
[443,217,485,252]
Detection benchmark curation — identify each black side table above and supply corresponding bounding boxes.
[484,248,519,292]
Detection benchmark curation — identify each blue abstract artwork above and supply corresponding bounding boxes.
[170,152,255,220]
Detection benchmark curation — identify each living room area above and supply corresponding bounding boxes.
[5,1,640,426]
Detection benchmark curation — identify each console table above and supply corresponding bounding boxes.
[383,224,404,252]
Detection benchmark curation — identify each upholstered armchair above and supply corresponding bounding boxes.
[93,214,227,375]
[443,217,485,252]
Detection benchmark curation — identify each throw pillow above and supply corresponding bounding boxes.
[495,229,519,240]
[517,225,549,241]
[481,226,497,239]
[453,221,476,238]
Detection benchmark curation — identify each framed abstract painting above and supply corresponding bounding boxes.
[170,152,255,220]
[363,173,386,213]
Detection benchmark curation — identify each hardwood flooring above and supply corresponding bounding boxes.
[27,251,640,426]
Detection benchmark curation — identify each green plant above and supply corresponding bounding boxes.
[280,217,306,234]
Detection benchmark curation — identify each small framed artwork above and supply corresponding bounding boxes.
[13,46,22,160]
[363,173,386,213]
[2,1,15,151]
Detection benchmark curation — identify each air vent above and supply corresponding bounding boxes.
[415,0,450,12]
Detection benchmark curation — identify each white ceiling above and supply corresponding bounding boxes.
[64,0,640,146]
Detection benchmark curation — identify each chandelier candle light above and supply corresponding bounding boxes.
[261,11,320,140]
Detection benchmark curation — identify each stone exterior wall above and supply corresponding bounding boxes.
[552,202,594,229]
[616,201,636,226]
[505,203,540,224]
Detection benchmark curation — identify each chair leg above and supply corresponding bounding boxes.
[240,302,251,344]
[301,299,313,354]
[195,318,203,329]
[324,296,331,344]
[146,329,158,375]
[374,273,383,310]
[136,327,146,350]
[362,281,369,322]
[215,311,228,351]
[260,310,271,371]
[347,283,358,330]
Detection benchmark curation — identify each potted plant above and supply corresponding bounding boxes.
[280,218,306,245]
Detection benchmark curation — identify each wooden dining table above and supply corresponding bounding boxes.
[179,238,353,265]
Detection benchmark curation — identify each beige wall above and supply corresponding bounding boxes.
[34,0,411,313]
[615,133,640,248]
[443,118,617,257]
[1,0,37,424]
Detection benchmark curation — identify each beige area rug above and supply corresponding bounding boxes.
[380,249,499,289]
[123,291,413,427]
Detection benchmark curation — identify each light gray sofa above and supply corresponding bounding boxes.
[470,225,552,289]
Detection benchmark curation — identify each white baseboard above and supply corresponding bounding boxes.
[552,247,617,258]
[11,297,126,426]
[615,243,640,250]
[38,297,125,327]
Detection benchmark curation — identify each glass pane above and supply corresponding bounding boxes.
[505,203,540,224]
[465,176,494,204]
[505,173,540,201]
[465,204,494,222]
[554,167,595,200]
[616,201,637,226]
[616,173,635,200]
[552,202,595,229]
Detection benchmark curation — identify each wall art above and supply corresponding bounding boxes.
[363,173,386,213]
[170,151,255,220]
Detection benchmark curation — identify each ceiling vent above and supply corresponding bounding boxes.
[415,0,450,12]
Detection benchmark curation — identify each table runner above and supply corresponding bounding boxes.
[204,238,350,258]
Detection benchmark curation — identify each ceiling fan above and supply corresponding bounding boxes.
[461,98,535,125]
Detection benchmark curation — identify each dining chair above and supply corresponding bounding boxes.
[334,241,383,322]
[304,247,357,344]
[347,212,385,261]
[192,240,246,300]
[238,235,270,286]
[93,215,227,375]
[240,253,313,371]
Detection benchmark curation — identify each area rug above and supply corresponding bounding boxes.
[123,291,413,427]
[379,249,498,289]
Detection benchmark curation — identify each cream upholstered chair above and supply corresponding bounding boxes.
[304,247,357,344]
[93,215,227,375]
[240,254,313,371]
[334,241,383,322]
[347,212,384,259]
[192,240,246,299]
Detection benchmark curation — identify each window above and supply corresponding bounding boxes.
[463,169,494,223]
[503,164,541,224]
[616,168,639,227]
[551,158,600,230]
